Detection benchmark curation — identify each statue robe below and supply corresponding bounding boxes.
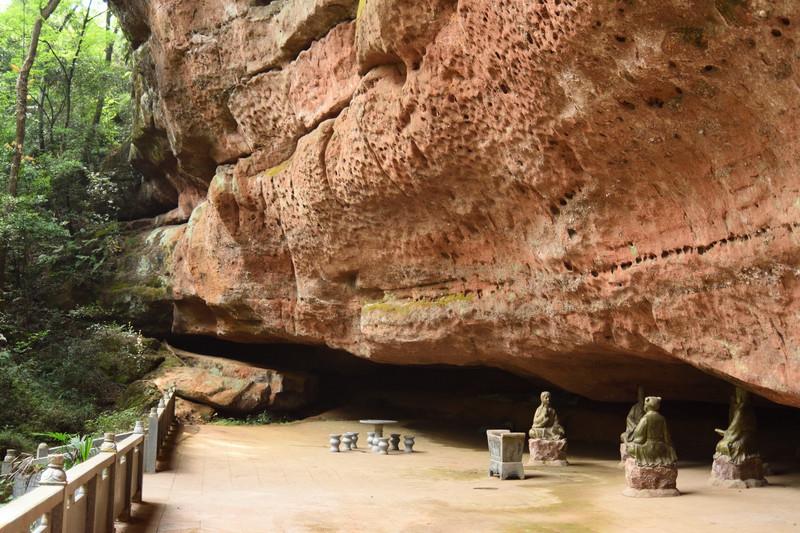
[629,411,677,466]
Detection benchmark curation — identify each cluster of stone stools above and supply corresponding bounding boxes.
[328,419,415,455]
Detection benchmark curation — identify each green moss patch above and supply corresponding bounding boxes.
[363,292,475,315]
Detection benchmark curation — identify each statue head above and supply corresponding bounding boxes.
[644,396,662,412]
[540,391,551,405]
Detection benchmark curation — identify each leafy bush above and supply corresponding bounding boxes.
[0,324,165,452]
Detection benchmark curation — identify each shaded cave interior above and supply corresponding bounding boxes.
[168,335,800,465]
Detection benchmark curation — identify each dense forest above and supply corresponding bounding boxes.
[0,0,162,454]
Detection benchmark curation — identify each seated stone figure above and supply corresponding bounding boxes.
[529,391,565,440]
[621,386,646,444]
[714,387,758,464]
[627,396,677,467]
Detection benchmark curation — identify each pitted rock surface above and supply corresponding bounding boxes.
[110,0,800,406]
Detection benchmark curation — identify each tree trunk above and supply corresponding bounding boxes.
[84,7,114,165]
[7,0,62,196]
[4,0,61,291]
[37,84,46,153]
[63,0,93,131]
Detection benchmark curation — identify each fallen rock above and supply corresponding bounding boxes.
[152,346,319,414]
[175,397,217,424]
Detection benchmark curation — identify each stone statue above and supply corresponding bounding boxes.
[714,387,757,464]
[621,386,645,443]
[709,387,766,488]
[529,391,565,440]
[627,396,677,467]
[528,391,568,465]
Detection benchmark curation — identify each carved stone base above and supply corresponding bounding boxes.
[623,458,679,497]
[528,438,568,466]
[709,455,767,488]
[489,460,525,480]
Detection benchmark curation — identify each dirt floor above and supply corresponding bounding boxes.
[120,416,800,533]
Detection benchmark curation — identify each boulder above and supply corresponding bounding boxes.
[152,347,318,414]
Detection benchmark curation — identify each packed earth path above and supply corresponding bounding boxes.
[117,415,800,533]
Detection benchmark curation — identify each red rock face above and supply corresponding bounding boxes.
[110,0,800,406]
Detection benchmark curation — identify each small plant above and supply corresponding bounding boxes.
[211,411,288,426]
[0,476,12,504]
[31,432,95,469]
[65,435,94,468]
[0,453,40,503]
[31,431,71,445]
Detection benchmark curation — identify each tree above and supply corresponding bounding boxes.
[7,0,61,196]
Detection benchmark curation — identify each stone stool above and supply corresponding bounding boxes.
[342,433,353,451]
[404,436,415,453]
[329,434,341,453]
[377,437,390,455]
[367,432,376,448]
[351,433,359,449]
[389,434,401,451]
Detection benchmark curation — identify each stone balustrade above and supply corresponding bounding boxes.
[0,387,176,532]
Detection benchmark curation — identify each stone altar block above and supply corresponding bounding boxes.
[487,429,525,480]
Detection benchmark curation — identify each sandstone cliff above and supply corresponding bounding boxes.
[109,0,800,406]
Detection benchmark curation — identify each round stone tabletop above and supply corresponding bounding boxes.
[359,419,398,425]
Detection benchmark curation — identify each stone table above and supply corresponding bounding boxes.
[359,419,398,444]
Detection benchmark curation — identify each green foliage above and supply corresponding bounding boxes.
[87,406,144,435]
[0,1,151,453]
[31,431,71,445]
[0,428,36,455]
[0,323,164,453]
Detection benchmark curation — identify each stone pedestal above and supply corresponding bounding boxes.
[528,438,568,466]
[709,455,767,488]
[623,457,679,497]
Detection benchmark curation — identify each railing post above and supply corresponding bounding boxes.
[39,454,67,533]
[1,449,17,476]
[37,443,49,459]
[121,446,134,521]
[99,433,117,533]
[157,396,166,458]
[84,470,101,533]
[145,408,158,473]
[133,421,145,503]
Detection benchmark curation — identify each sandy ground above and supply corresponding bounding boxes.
[119,419,800,533]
